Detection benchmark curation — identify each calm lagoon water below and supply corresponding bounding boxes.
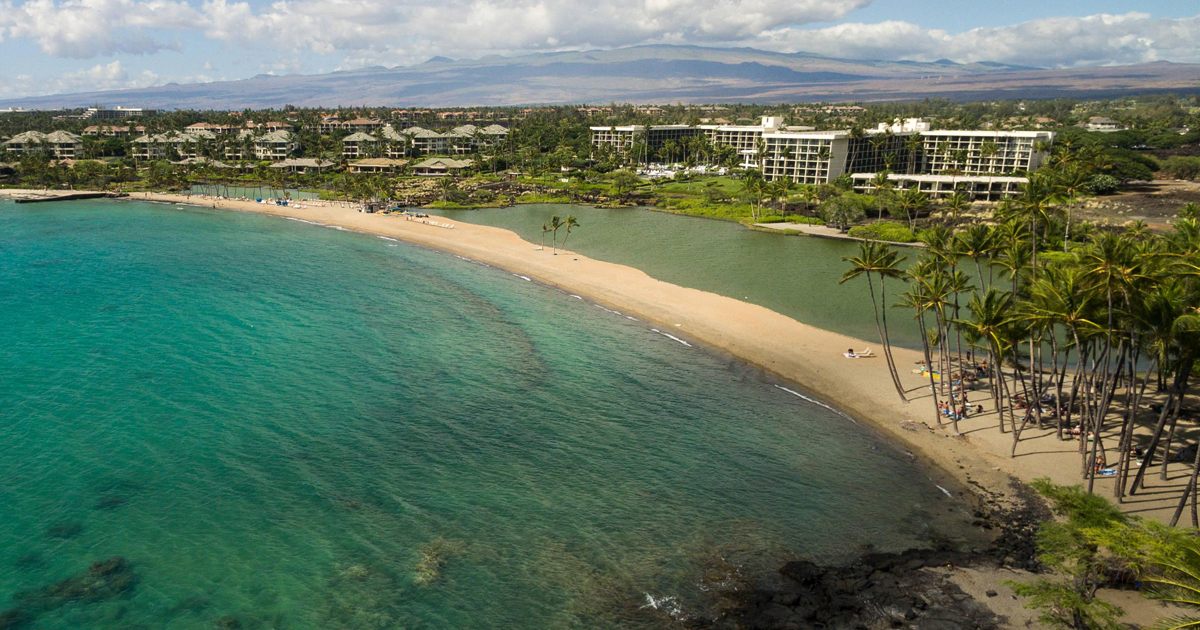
[433,204,924,349]
[1,199,964,629]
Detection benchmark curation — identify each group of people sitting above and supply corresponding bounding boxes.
[937,399,984,422]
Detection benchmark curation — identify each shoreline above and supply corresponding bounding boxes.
[4,189,1190,525]
[130,193,1019,506]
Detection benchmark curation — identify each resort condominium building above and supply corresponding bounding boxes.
[701,117,817,167]
[920,130,1053,176]
[758,130,912,185]
[590,125,703,154]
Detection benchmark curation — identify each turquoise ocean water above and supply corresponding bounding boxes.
[0,200,968,629]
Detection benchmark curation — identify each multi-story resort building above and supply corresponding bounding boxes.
[703,117,816,167]
[3,130,84,159]
[82,106,157,120]
[590,125,703,155]
[131,130,218,160]
[254,130,298,161]
[341,132,379,158]
[590,116,1054,200]
[919,130,1053,175]
[82,125,141,138]
[851,173,1030,201]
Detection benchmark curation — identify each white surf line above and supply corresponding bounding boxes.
[594,304,622,315]
[773,385,857,424]
[650,328,693,347]
[935,485,953,498]
[626,315,639,321]
[286,217,325,226]
[513,274,532,282]
[378,236,398,242]
[570,294,583,300]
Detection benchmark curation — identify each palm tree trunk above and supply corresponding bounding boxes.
[1169,439,1200,527]
[918,311,942,429]
[1130,358,1194,495]
[878,274,908,402]
[866,274,908,401]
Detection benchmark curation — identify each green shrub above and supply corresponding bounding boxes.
[784,215,825,225]
[847,221,918,243]
[1086,174,1120,195]
[758,215,785,223]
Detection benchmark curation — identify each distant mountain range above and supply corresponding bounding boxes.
[5,45,1200,109]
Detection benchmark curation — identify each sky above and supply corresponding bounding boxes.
[0,0,1197,99]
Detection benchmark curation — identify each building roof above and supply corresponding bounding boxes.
[270,158,333,169]
[349,157,409,167]
[4,130,46,144]
[173,157,234,168]
[402,126,442,138]
[342,132,378,142]
[257,130,294,143]
[412,157,471,169]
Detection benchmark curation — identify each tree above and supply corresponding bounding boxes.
[548,215,563,253]
[610,170,640,197]
[821,194,866,232]
[840,241,909,401]
[559,215,580,251]
[1009,479,1130,630]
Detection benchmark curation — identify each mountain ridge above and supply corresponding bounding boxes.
[2,45,1198,109]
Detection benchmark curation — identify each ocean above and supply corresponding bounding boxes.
[0,199,968,629]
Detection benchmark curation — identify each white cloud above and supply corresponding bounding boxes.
[757,13,1200,67]
[0,60,161,97]
[2,0,198,57]
[0,0,1198,97]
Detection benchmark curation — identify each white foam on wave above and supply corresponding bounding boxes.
[570,295,583,300]
[773,385,857,424]
[378,236,398,242]
[286,217,324,226]
[650,328,692,347]
[513,274,532,282]
[935,485,953,498]
[594,304,621,315]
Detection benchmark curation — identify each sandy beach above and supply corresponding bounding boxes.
[7,188,1190,625]
[5,189,1190,526]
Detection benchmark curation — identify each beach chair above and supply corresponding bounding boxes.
[855,348,874,357]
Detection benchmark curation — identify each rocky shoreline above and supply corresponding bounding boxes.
[683,478,1051,630]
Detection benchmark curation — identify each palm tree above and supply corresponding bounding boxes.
[1055,166,1091,251]
[942,190,970,226]
[840,241,910,401]
[870,170,893,222]
[897,186,928,231]
[957,288,1016,434]
[559,215,580,251]
[904,132,924,175]
[540,222,550,250]
[548,215,563,253]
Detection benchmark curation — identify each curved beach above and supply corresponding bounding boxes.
[132,194,1039,509]
[5,189,1185,522]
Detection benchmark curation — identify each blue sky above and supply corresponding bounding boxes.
[0,0,1196,99]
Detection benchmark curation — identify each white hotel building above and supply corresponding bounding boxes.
[592,117,1055,200]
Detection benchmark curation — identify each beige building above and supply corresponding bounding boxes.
[254,130,298,161]
[3,130,84,159]
[341,132,379,158]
